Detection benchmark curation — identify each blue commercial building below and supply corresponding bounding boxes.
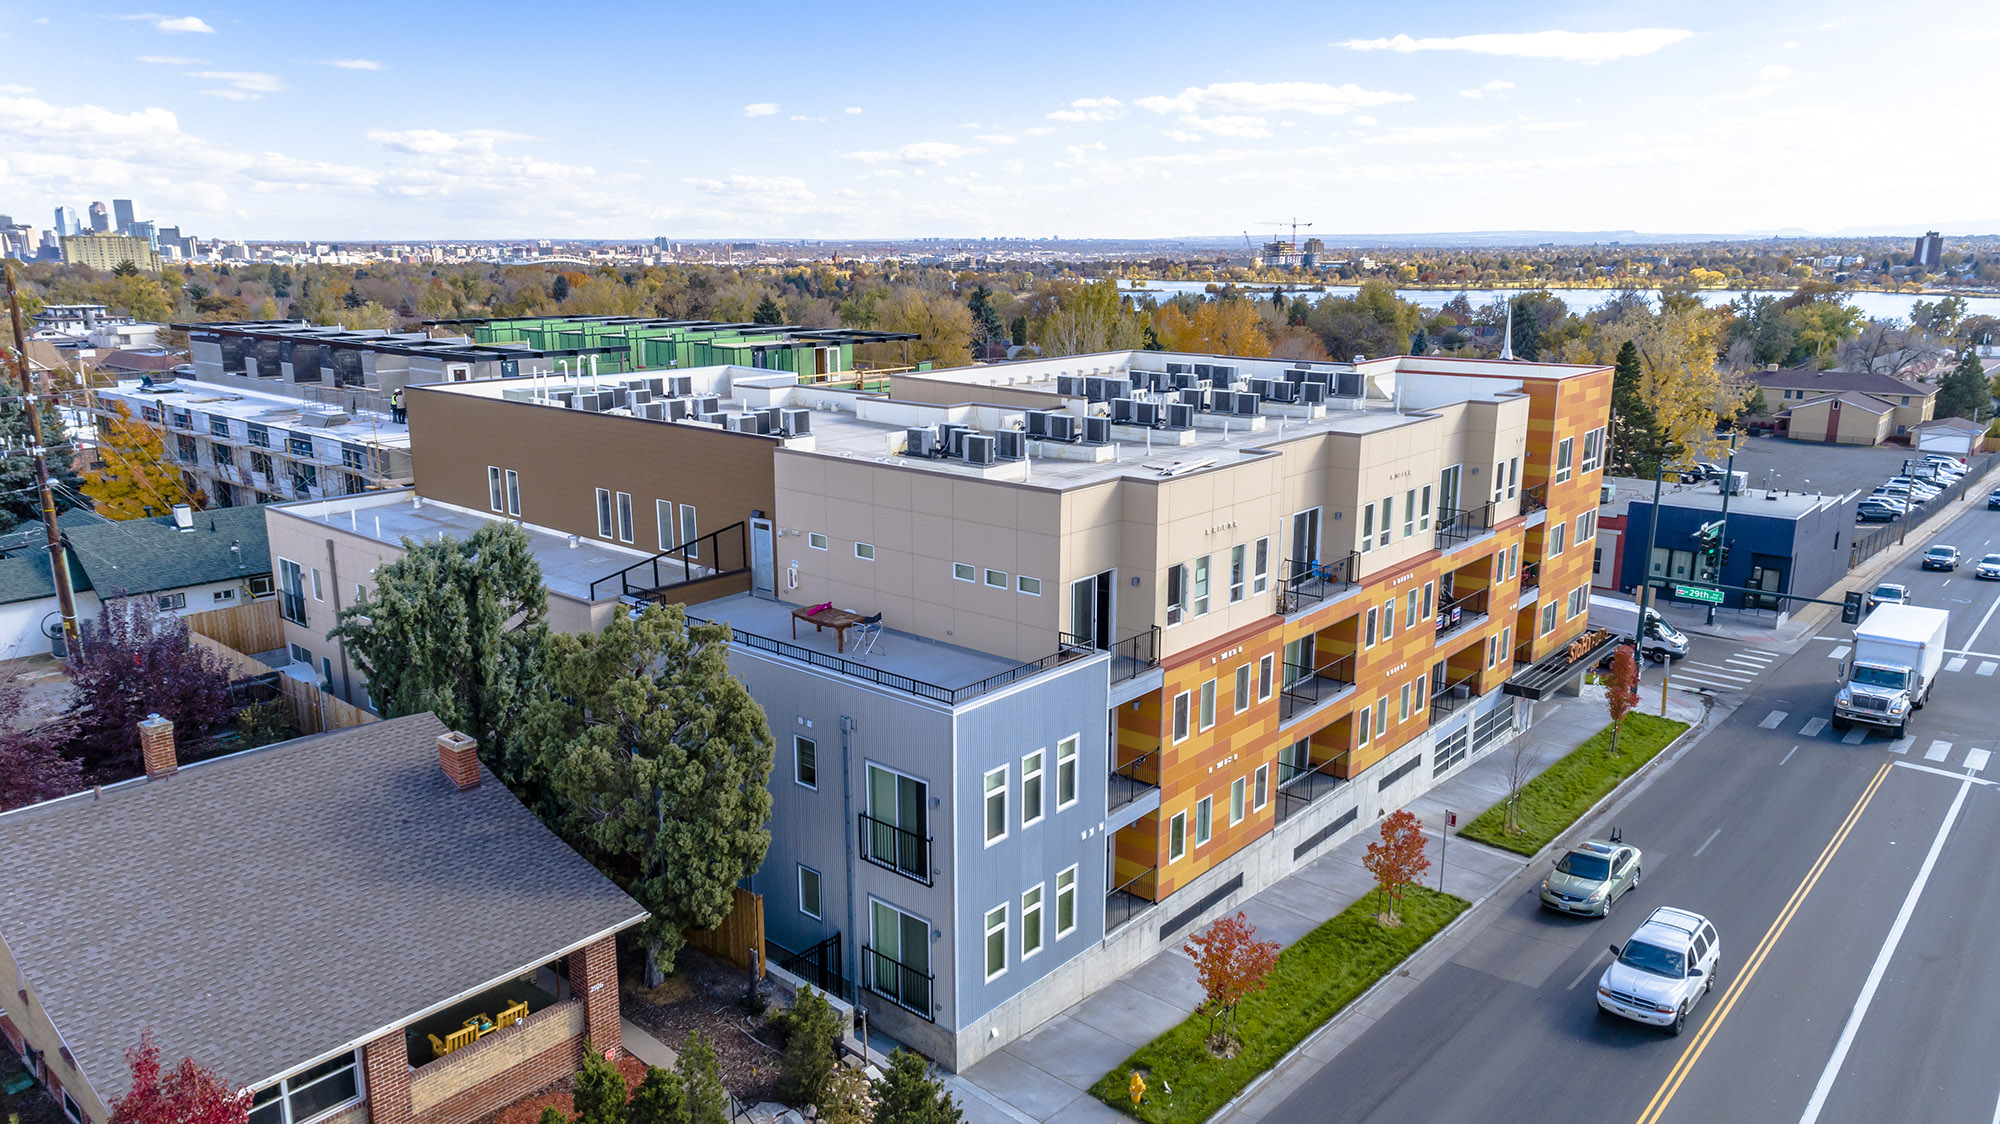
[1619,483,1860,616]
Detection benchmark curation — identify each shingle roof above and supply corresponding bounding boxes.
[1745,366,1933,399]
[0,713,647,1100]
[1913,416,1985,432]
[0,511,107,607]
[62,505,272,599]
[1778,390,1897,416]
[93,349,185,373]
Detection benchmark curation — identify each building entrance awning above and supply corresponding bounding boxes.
[1503,628,1625,700]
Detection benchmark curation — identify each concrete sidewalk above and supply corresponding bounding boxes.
[949,687,1706,1124]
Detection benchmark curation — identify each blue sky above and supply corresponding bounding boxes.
[1,0,1996,240]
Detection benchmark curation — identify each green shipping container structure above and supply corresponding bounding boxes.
[433,315,916,383]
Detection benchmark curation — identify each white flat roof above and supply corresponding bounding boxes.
[101,378,410,449]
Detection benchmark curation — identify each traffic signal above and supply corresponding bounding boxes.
[1842,590,1864,624]
[1719,542,1732,566]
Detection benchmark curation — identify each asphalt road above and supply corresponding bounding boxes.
[1261,498,2000,1124]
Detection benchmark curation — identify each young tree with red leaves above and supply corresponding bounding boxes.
[1606,644,1642,758]
[1183,912,1281,1056]
[110,1032,248,1124]
[0,674,83,811]
[65,597,232,782]
[1363,810,1431,926]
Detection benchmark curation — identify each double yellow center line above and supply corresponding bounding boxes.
[1633,760,1892,1124]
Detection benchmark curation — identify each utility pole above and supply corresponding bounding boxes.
[3,263,81,658]
[1707,431,1741,626]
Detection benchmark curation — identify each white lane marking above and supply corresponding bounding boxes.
[1948,649,2000,660]
[1801,717,1829,737]
[1727,658,1766,669]
[1761,710,1789,729]
[1796,776,1972,1124]
[1968,748,1992,774]
[1948,657,1969,673]
[1780,745,1800,766]
[1672,674,1745,691]
[1829,645,1852,660]
[1567,947,1611,991]
[1965,589,2000,653]
[1684,664,1755,681]
[1733,650,1778,663]
[1945,579,1954,588]
[1897,761,2000,787]
[1890,737,1913,754]
[1926,740,1954,762]
[1981,662,1997,677]
[1693,826,1724,856]
[1842,727,1869,745]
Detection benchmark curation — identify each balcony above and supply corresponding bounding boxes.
[862,945,934,1021]
[1106,865,1157,934]
[1278,553,1360,615]
[1520,561,1541,589]
[1110,625,1161,683]
[1274,753,1350,824]
[1429,669,1482,721]
[858,813,931,886]
[1436,504,1495,550]
[1521,481,1549,515]
[1434,589,1490,645]
[1109,750,1160,812]
[1279,654,1358,725]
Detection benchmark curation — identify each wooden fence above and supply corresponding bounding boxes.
[184,598,286,655]
[188,617,377,736]
[685,888,765,977]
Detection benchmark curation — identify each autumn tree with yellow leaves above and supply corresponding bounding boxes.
[82,400,205,519]
[1153,298,1272,357]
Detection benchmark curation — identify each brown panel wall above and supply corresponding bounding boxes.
[406,389,779,555]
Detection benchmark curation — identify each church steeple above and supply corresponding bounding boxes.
[1498,297,1516,361]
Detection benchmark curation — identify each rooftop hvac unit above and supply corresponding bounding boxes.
[1083,376,1107,401]
[905,426,938,457]
[939,423,971,458]
[629,388,652,406]
[1179,387,1208,410]
[1133,400,1160,427]
[1047,413,1080,442]
[1210,365,1236,382]
[1111,397,1136,423]
[779,407,812,436]
[1104,377,1132,400]
[759,407,783,432]
[994,429,1025,460]
[1233,392,1260,417]
[1305,369,1334,387]
[1269,380,1300,404]
[1284,368,1309,384]
[691,395,723,415]
[608,386,629,408]
[1335,371,1365,398]
[1165,362,1190,375]
[724,412,766,434]
[1171,371,1197,390]
[1056,375,1082,396]
[646,377,666,395]
[1082,416,1111,444]
[1166,403,1195,429]
[552,389,576,407]
[666,374,693,397]
[1247,378,1273,399]
[962,433,996,466]
[665,399,693,421]
[1300,382,1327,405]
[1193,363,1213,379]
[638,401,664,421]
[1025,410,1053,437]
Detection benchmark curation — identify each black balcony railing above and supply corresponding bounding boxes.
[590,521,749,602]
[1106,866,1157,933]
[1520,561,1541,589]
[1521,482,1549,514]
[1437,503,1495,548]
[1279,654,1357,723]
[1428,670,1481,721]
[1111,625,1161,682]
[1109,750,1160,811]
[1279,552,1360,613]
[1275,752,1350,824]
[1434,590,1489,643]
[775,932,847,1000]
[862,944,934,1021]
[719,625,1089,706]
[858,813,932,885]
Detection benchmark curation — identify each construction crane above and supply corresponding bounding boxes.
[1257,219,1314,270]
[1261,218,1313,246]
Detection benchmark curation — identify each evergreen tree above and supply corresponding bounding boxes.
[330,521,548,771]
[1009,315,1028,347]
[1936,349,1994,419]
[1409,327,1429,356]
[1608,340,1672,476]
[871,1051,961,1124]
[552,274,571,303]
[965,286,1006,353]
[753,294,785,325]
[570,1045,630,1124]
[626,1066,685,1124]
[775,986,842,1108]
[676,1033,728,1124]
[1510,301,1541,361]
[82,400,205,519]
[533,603,774,977]
[0,398,86,534]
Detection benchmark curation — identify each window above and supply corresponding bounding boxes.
[1577,511,1597,543]
[1290,508,1322,571]
[795,736,817,789]
[1166,563,1189,626]
[488,466,505,511]
[1381,598,1396,640]
[1399,682,1413,722]
[63,1091,83,1124]
[1254,764,1269,810]
[1360,502,1376,553]
[1556,437,1575,484]
[596,488,614,538]
[868,902,931,1013]
[953,562,976,582]
[1173,691,1191,743]
[287,436,314,458]
[1421,581,1434,620]
[1403,489,1417,538]
[1375,698,1391,738]
[679,504,699,559]
[1234,664,1252,713]
[1284,636,1314,689]
[1056,736,1078,809]
[654,501,676,551]
[1258,654,1274,701]
[1358,707,1371,747]
[1365,606,1379,647]
[1549,522,1567,557]
[865,766,928,880]
[1229,543,1247,603]
[1541,601,1559,635]
[808,531,828,551]
[1056,867,1077,937]
[249,574,274,598]
[1191,555,1211,616]
[855,542,876,561]
[1252,537,1270,594]
[248,1052,361,1124]
[1229,777,1246,825]
[1494,460,1507,504]
[984,568,1007,589]
[1381,496,1395,545]
[246,422,270,448]
[1021,885,1045,958]
[1021,750,1045,827]
[1169,811,1187,862]
[212,443,233,469]
[1199,679,1217,731]
[1194,796,1213,847]
[1018,574,1043,596]
[1405,589,1419,629]
[278,559,307,624]
[1419,485,1433,532]
[1582,427,1605,473]
[1507,457,1519,500]
[1568,584,1589,620]
[212,589,234,604]
[250,451,274,478]
[798,865,822,919]
[309,567,324,602]
[1501,626,1511,658]
[984,767,1008,844]
[1507,544,1520,579]
[616,492,634,543]
[984,905,1008,981]
[157,592,186,611]
[505,470,520,515]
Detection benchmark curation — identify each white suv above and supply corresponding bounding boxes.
[1597,906,1720,1036]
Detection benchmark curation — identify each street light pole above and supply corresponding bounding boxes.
[1707,431,1741,626]
[1636,459,1669,649]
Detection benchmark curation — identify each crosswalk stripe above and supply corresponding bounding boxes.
[1890,737,1914,754]
[1842,727,1869,745]
[1733,650,1777,663]
[1801,717,1828,737]
[1980,662,1997,677]
[1760,710,1788,729]
[1726,659,1765,669]
[1829,645,1852,660]
[1926,740,1953,762]
[1685,663,1755,680]
[1967,748,1991,773]
[1947,657,1968,673]
[1674,673,1745,690]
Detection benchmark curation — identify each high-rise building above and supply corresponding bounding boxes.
[88,202,110,233]
[61,232,163,272]
[112,199,136,235]
[53,205,80,236]
[130,219,158,248]
[1914,230,1943,270]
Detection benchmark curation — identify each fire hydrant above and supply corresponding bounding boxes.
[1128,1071,1147,1107]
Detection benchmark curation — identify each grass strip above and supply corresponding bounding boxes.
[1090,886,1468,1124]
[1458,712,1689,856]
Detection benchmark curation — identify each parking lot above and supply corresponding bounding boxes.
[1722,434,1934,499]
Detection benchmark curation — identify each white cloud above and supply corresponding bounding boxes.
[201,88,260,101]
[1352,114,1378,126]
[0,84,31,94]
[137,54,203,64]
[1518,120,1584,131]
[975,133,1016,145]
[1459,78,1515,98]
[1781,40,1800,49]
[1047,96,1124,123]
[365,128,535,155]
[1022,126,1057,136]
[844,106,862,114]
[1362,124,1507,145]
[1135,81,1410,116]
[192,70,285,94]
[1001,159,1024,174]
[1760,64,1793,81]
[122,13,216,33]
[1340,29,1693,63]
[790,114,827,122]
[1065,141,1107,162]
[743,103,779,117]
[1164,129,1204,142]
[1180,114,1271,138]
[324,59,384,70]
[842,141,981,166]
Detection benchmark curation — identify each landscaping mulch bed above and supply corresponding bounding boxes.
[488,1055,648,1124]
[0,1050,70,1124]
[619,947,784,1106]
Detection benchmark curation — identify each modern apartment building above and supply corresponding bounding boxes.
[60,232,162,273]
[436,315,921,384]
[274,348,1614,1070]
[92,378,412,511]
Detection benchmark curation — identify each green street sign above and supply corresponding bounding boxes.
[1674,583,1725,605]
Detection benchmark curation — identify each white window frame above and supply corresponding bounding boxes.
[1199,679,1217,731]
[1234,664,1252,714]
[657,500,676,551]
[212,588,234,604]
[1194,796,1213,847]
[1258,654,1274,701]
[1381,598,1395,640]
[1494,460,1507,505]
[1018,575,1043,596]
[1358,706,1372,747]
[1508,456,1520,499]
[249,1051,363,1124]
[596,488,614,538]
[310,567,324,602]
[487,466,504,511]
[63,1092,83,1124]
[1168,811,1188,862]
[679,503,699,558]
[1556,437,1575,484]
[798,864,822,919]
[1550,522,1567,557]
[983,765,1008,846]
[1541,601,1559,635]
[1578,510,1597,543]
[1380,495,1394,545]
[1405,588,1419,629]
[1403,488,1417,538]
[1055,866,1078,937]
[1365,606,1379,648]
[855,542,876,561]
[1191,554,1211,616]
[984,568,1008,589]
[1021,884,1045,960]
[1252,536,1270,594]
[1360,502,1376,553]
[1400,682,1413,722]
[1173,690,1191,743]
[1229,777,1246,825]
[616,491,634,543]
[1056,736,1079,810]
[1229,543,1247,603]
[1375,697,1390,738]
[953,562,976,582]
[1421,580,1434,620]
[505,469,520,515]
[1021,750,1045,828]
[794,735,817,790]
[984,904,1008,982]
[1419,484,1433,532]
[808,531,828,551]
[1254,763,1269,810]
[1166,562,1189,626]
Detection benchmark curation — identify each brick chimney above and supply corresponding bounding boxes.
[138,714,177,779]
[438,731,480,791]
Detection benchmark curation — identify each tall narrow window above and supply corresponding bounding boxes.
[1199,679,1217,731]
[596,488,613,538]
[1380,495,1394,545]
[1419,484,1432,531]
[1258,654,1274,700]
[1195,796,1213,846]
[656,500,675,551]
[504,469,520,515]
[1230,777,1246,825]
[1403,489,1417,538]
[1169,812,1187,862]
[1056,736,1078,809]
[1056,867,1078,937]
[1252,537,1270,594]
[984,905,1008,981]
[1021,750,1045,828]
[1365,606,1379,647]
[1167,563,1188,626]
[1405,589,1419,629]
[1173,691,1191,743]
[984,767,1008,845]
[798,866,822,919]
[1375,698,1390,738]
[1556,438,1574,484]
[1235,664,1252,713]
[1508,457,1519,498]
[616,492,634,543]
[1229,543,1247,603]
[487,466,504,511]
[1021,885,1045,959]
[1254,764,1269,810]
[1421,580,1434,620]
[1360,502,1376,553]
[679,503,699,559]
[794,736,817,789]
[1381,598,1396,640]
[1192,555,1211,616]
[1495,460,1508,504]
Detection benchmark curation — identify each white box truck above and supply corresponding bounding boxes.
[1833,604,1950,736]
[1589,594,1691,663]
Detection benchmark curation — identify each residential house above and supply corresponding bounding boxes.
[1746,364,1936,442]
[1775,391,1896,446]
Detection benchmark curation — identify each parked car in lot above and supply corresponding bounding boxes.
[1869,582,1910,611]
[1856,504,1901,523]
[1678,462,1725,484]
[1922,545,1961,571]
[1988,488,2000,511]
[1542,838,1643,918]
[1885,478,1943,499]
[1979,553,2000,581]
[1867,491,1913,509]
[1597,907,1721,1036]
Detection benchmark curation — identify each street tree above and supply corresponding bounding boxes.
[533,603,774,979]
[0,674,83,811]
[1363,809,1431,925]
[1936,349,1993,420]
[1503,734,1534,836]
[331,521,548,777]
[83,400,206,519]
[110,1033,248,1124]
[1605,645,1642,758]
[1608,339,1672,475]
[775,985,843,1108]
[66,598,233,781]
[1183,912,1282,1057]
[1152,299,1272,357]
[871,1051,962,1124]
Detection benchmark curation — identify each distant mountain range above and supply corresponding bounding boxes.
[1178,226,2000,247]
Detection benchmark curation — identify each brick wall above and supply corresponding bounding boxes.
[569,938,620,1054]
[361,1032,412,1124]
[409,1001,585,1124]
